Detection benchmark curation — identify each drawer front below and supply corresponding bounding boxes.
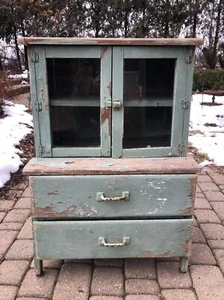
[33,219,192,259]
[31,174,196,219]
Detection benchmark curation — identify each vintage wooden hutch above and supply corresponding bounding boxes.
[20,37,203,275]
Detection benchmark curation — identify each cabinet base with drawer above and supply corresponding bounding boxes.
[24,156,200,275]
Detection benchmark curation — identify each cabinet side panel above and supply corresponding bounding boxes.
[182,47,195,155]
[35,47,52,157]
[171,49,186,156]
[27,46,41,157]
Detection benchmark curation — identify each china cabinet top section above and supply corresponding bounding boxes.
[18,37,203,47]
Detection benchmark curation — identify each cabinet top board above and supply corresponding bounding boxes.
[23,156,200,176]
[18,37,203,47]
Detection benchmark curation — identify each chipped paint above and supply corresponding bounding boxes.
[100,46,108,58]
[181,240,191,255]
[188,174,197,200]
[40,89,48,111]
[48,191,58,196]
[157,198,167,201]
[34,203,98,218]
[67,204,98,217]
[101,107,111,136]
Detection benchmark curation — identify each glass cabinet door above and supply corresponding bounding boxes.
[34,46,112,157]
[34,45,191,158]
[112,46,189,158]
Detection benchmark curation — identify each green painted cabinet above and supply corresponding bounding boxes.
[21,37,203,275]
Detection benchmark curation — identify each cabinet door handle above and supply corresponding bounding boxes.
[96,191,129,202]
[98,237,130,247]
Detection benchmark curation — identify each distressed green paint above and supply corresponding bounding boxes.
[100,46,112,156]
[28,47,41,157]
[52,147,102,157]
[112,47,124,158]
[34,46,52,157]
[51,99,99,107]
[171,49,187,156]
[24,39,200,275]
[45,46,101,58]
[122,147,172,158]
[182,47,195,155]
[31,174,195,219]
[124,99,173,107]
[27,43,198,158]
[123,46,180,59]
[33,219,192,259]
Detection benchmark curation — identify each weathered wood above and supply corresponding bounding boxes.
[51,98,173,107]
[33,219,192,259]
[18,37,203,46]
[112,46,124,158]
[23,156,200,175]
[31,174,196,219]
[171,48,188,156]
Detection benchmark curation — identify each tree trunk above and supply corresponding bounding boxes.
[164,0,170,37]
[13,26,22,72]
[213,0,222,60]
[21,24,28,70]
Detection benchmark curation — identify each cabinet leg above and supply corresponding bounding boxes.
[179,257,188,273]
[34,258,43,276]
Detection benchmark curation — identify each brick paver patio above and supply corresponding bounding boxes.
[0,167,224,300]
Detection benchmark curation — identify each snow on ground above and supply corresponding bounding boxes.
[0,101,33,188]
[189,94,224,166]
[7,70,29,80]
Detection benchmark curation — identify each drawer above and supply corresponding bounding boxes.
[33,219,192,259]
[30,174,196,219]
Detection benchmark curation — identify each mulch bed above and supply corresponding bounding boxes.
[188,145,224,175]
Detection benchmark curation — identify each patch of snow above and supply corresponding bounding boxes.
[189,94,224,166]
[0,100,33,188]
[21,80,28,85]
[8,70,29,79]
[199,160,213,167]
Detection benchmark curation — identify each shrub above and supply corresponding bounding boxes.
[193,69,224,91]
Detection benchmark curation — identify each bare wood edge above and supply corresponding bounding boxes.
[23,157,201,175]
[18,37,204,46]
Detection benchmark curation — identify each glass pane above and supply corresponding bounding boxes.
[123,107,172,148]
[123,59,175,149]
[51,106,100,147]
[47,58,100,99]
[47,58,101,148]
[124,59,175,100]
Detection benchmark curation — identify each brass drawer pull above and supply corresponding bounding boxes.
[98,237,130,247]
[96,191,129,202]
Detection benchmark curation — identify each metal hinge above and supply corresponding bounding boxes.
[182,99,189,109]
[35,102,42,112]
[31,52,39,63]
[178,142,185,156]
